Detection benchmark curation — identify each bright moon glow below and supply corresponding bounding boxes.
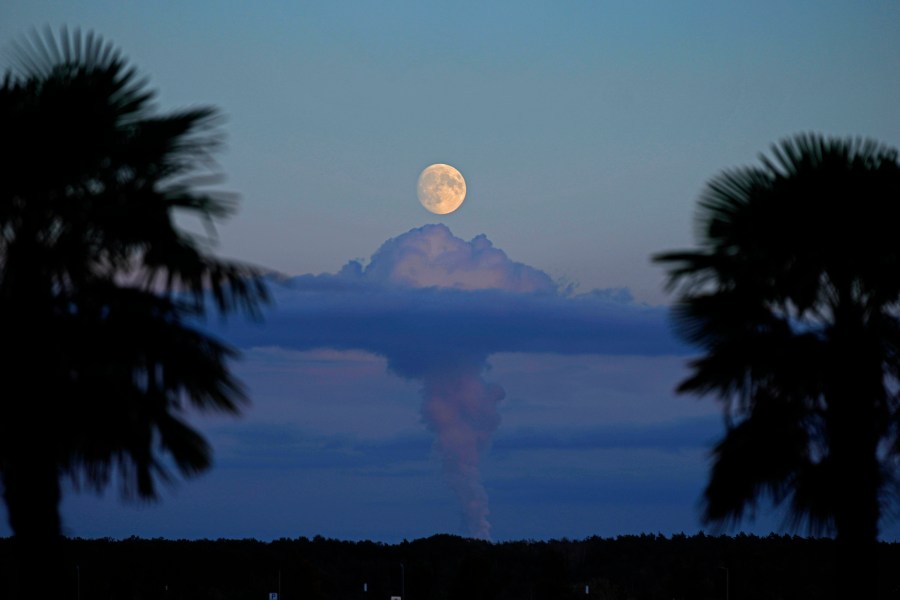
[417,164,467,215]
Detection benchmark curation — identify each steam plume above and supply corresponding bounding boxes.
[421,360,504,538]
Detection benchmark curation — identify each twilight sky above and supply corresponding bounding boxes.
[3,1,900,542]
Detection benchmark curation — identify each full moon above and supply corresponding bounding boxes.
[417,163,467,214]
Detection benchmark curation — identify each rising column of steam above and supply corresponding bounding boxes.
[420,361,505,539]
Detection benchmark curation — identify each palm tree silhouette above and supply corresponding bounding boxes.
[0,28,267,596]
[655,133,900,598]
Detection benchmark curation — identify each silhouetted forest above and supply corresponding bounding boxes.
[2,533,898,599]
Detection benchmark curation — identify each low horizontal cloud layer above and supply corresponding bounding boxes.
[220,225,687,371]
[207,415,720,471]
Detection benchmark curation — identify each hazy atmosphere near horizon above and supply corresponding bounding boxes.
[3,1,900,543]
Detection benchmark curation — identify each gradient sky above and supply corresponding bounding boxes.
[2,1,900,542]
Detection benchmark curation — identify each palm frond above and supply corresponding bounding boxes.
[1,28,269,510]
[703,389,814,526]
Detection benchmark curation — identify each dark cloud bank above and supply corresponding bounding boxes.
[215,224,688,539]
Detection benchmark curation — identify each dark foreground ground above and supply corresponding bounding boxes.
[1,532,898,599]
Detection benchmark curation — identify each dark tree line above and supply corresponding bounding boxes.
[1,533,898,600]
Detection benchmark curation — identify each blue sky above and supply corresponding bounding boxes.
[2,1,900,542]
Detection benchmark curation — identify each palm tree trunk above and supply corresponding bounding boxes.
[833,462,879,600]
[2,454,65,600]
[828,310,881,599]
[831,413,880,600]
[0,267,67,598]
